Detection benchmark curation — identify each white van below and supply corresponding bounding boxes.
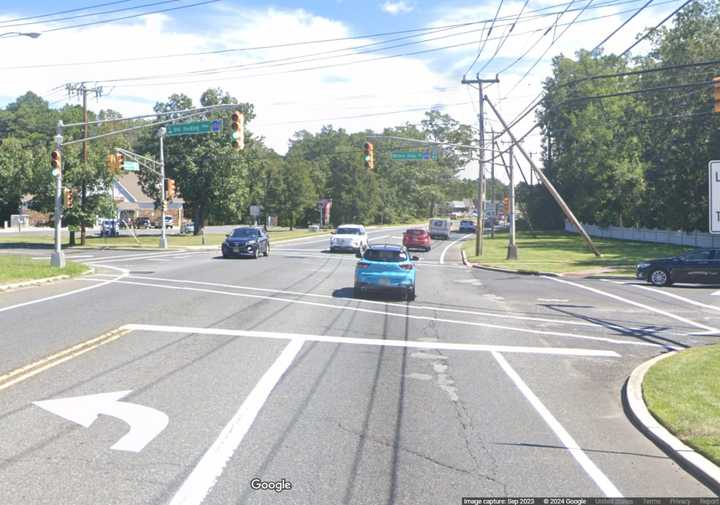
[429,218,451,240]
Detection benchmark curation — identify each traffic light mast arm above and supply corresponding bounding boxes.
[114,147,162,175]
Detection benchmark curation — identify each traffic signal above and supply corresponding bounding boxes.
[714,77,720,113]
[231,111,244,151]
[164,178,176,199]
[363,142,374,170]
[116,152,125,172]
[106,153,117,173]
[51,150,62,176]
[503,196,510,215]
[63,188,73,208]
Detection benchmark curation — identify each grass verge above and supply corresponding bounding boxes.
[0,255,89,285]
[462,231,689,274]
[644,346,720,466]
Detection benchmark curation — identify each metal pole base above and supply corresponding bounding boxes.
[506,245,518,260]
[50,252,66,268]
[159,237,168,249]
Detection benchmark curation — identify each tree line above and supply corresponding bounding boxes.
[526,0,720,232]
[0,88,498,236]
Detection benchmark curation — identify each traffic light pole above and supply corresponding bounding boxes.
[158,127,168,249]
[51,121,66,268]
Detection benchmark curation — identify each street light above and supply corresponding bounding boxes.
[0,32,41,39]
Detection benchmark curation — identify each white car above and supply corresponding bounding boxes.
[330,224,368,253]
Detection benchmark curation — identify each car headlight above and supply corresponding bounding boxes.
[637,262,651,268]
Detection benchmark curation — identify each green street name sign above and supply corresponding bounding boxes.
[122,161,140,172]
[391,150,438,161]
[166,119,223,137]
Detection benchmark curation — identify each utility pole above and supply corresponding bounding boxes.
[51,121,65,268]
[490,129,496,239]
[67,83,103,246]
[158,127,168,249]
[507,145,518,260]
[462,73,499,256]
[484,96,601,257]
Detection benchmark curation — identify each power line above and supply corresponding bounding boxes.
[477,0,530,74]
[0,0,183,29]
[86,0,682,88]
[464,0,504,75]
[0,0,134,24]
[619,0,693,56]
[504,0,595,98]
[590,0,654,54]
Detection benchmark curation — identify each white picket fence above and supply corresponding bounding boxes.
[565,221,720,248]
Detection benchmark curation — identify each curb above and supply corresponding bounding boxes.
[624,351,720,494]
[0,266,94,292]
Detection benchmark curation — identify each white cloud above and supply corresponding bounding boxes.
[381,1,414,15]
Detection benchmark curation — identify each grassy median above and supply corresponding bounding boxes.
[462,231,688,275]
[0,255,89,284]
[643,345,720,466]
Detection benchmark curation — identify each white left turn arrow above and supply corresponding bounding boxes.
[33,390,168,452]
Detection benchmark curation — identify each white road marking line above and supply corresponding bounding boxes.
[368,235,390,242]
[125,323,620,357]
[492,351,622,497]
[86,274,643,330]
[599,279,627,285]
[537,298,570,303]
[88,278,664,347]
[632,285,720,313]
[65,254,95,259]
[0,265,128,314]
[87,250,203,264]
[167,339,304,505]
[439,233,472,265]
[31,256,50,260]
[544,276,718,332]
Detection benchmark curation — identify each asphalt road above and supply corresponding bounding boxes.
[0,225,716,504]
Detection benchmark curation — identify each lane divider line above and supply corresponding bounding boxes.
[0,327,130,392]
[0,264,129,315]
[123,323,621,357]
[440,233,472,265]
[631,285,720,314]
[95,279,664,348]
[492,351,623,497]
[543,276,718,333]
[86,273,645,331]
[168,339,305,505]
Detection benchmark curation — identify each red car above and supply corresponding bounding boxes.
[403,228,432,252]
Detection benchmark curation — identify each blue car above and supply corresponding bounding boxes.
[222,227,270,259]
[354,244,418,300]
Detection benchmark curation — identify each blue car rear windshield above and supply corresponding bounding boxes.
[364,249,407,262]
[232,228,258,238]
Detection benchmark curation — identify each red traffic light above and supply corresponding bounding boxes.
[51,150,62,170]
[363,142,374,170]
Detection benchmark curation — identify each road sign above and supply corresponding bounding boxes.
[249,205,261,217]
[710,161,720,234]
[391,150,438,161]
[166,119,223,137]
[33,390,168,453]
[123,161,140,172]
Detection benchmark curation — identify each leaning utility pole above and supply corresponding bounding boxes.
[507,145,518,260]
[462,73,499,256]
[67,83,103,246]
[490,129,496,239]
[484,96,601,257]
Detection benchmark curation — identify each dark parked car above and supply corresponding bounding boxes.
[135,217,152,229]
[636,249,720,286]
[222,227,269,259]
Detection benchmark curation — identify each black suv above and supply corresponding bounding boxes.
[222,227,270,259]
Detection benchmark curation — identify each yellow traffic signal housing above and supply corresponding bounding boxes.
[503,196,510,215]
[164,178,176,200]
[51,150,62,175]
[106,153,117,173]
[363,142,375,170]
[714,77,720,113]
[231,111,244,151]
[63,188,73,208]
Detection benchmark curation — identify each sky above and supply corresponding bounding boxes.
[0,0,686,180]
